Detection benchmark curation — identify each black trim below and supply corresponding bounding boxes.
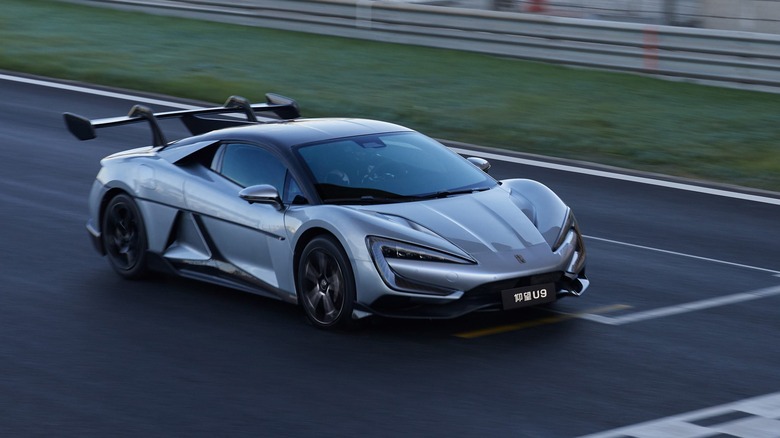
[132,195,287,241]
[64,93,300,146]
[363,272,576,319]
[162,213,294,303]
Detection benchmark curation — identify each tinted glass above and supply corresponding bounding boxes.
[296,132,496,203]
[220,143,287,194]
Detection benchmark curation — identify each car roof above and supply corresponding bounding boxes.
[190,117,414,148]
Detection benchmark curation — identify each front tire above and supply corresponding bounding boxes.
[101,194,149,279]
[298,236,356,329]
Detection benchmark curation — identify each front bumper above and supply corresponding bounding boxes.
[354,225,589,319]
[358,269,588,319]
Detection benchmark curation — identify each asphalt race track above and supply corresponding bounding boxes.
[1,73,779,437]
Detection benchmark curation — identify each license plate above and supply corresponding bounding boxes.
[501,283,556,310]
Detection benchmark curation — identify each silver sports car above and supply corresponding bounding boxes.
[65,94,588,329]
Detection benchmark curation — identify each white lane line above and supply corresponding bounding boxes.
[8,73,780,325]
[579,284,780,325]
[449,146,780,207]
[3,72,780,207]
[585,235,780,276]
[577,236,780,325]
[579,391,780,438]
[0,73,201,109]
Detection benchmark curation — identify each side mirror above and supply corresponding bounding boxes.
[239,184,283,210]
[467,157,491,173]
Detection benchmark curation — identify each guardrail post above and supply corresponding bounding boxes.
[356,0,374,29]
[527,0,546,13]
[643,26,659,72]
[663,0,676,25]
[492,0,515,11]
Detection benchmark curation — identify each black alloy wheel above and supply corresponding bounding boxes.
[298,236,356,329]
[102,194,149,279]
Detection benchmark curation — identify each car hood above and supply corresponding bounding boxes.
[359,187,549,255]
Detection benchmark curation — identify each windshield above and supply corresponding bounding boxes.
[296,132,496,204]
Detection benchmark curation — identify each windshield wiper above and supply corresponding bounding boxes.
[323,195,408,205]
[414,186,492,200]
[322,187,492,204]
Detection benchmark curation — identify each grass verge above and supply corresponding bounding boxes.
[3,0,780,191]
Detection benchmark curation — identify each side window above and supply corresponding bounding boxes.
[216,143,303,204]
[218,143,287,193]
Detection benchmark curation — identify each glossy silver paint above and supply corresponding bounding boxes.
[85,119,587,321]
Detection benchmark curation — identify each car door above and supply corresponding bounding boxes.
[182,142,299,298]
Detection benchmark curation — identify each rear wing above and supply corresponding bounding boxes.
[63,93,300,147]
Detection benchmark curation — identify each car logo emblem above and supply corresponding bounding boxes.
[515,254,526,264]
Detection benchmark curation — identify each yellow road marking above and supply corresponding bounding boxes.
[454,304,632,339]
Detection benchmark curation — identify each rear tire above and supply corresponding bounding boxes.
[298,236,356,329]
[101,194,149,279]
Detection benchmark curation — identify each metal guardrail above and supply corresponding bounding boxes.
[69,0,780,88]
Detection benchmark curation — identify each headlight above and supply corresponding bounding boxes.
[367,237,474,295]
[368,237,475,265]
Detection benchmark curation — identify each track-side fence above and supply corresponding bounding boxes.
[67,0,780,88]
